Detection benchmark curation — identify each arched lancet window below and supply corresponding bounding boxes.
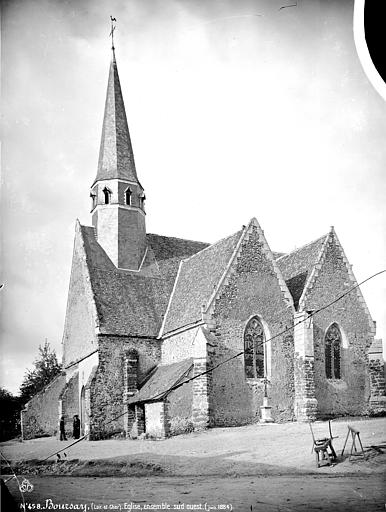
[244,316,265,379]
[125,188,132,206]
[103,187,111,205]
[325,323,342,379]
[140,193,146,210]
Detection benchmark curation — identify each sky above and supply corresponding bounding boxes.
[1,0,385,395]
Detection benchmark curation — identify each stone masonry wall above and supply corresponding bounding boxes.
[369,359,386,398]
[89,336,161,439]
[161,330,203,432]
[161,329,196,364]
[304,236,373,417]
[368,340,386,414]
[192,358,211,429]
[22,373,66,439]
[62,225,98,367]
[293,313,317,421]
[210,227,295,426]
[167,367,194,432]
[60,371,79,436]
[294,356,317,420]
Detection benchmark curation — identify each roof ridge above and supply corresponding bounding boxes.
[157,259,185,338]
[91,267,167,280]
[147,232,209,245]
[181,229,242,265]
[276,233,328,261]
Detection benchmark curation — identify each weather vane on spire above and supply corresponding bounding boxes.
[110,16,117,53]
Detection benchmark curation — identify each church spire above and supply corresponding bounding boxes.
[94,51,138,185]
[90,20,147,271]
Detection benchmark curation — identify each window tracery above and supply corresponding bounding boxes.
[244,316,265,379]
[325,323,341,379]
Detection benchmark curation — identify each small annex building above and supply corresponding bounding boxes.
[22,49,386,440]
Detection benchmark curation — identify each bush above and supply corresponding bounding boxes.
[0,388,21,441]
[169,416,194,436]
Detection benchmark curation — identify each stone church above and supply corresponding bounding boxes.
[22,50,386,440]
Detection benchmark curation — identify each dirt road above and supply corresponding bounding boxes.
[5,474,386,512]
[2,419,385,511]
[2,418,386,476]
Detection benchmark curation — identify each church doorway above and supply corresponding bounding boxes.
[80,386,86,435]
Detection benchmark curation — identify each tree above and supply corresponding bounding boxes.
[19,339,62,403]
[0,388,21,441]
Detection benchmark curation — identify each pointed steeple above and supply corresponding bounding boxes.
[94,52,138,185]
[90,46,147,271]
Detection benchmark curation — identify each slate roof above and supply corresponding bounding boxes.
[146,234,209,286]
[276,235,328,309]
[81,217,331,334]
[81,226,116,271]
[80,225,208,336]
[129,358,193,404]
[89,268,170,336]
[94,55,138,185]
[163,230,242,335]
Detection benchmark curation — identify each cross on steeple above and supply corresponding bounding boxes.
[110,16,117,55]
[90,31,147,271]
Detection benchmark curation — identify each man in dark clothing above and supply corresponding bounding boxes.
[59,416,67,441]
[73,415,80,439]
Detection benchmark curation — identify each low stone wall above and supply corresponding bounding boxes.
[368,339,386,414]
[22,373,66,439]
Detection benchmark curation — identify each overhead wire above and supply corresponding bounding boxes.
[41,434,87,462]
[0,451,26,509]
[38,268,385,454]
[95,268,386,428]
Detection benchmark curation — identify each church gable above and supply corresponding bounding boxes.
[299,228,374,335]
[161,230,243,336]
[203,219,295,424]
[209,218,294,322]
[62,222,99,367]
[300,228,376,417]
[161,219,294,338]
